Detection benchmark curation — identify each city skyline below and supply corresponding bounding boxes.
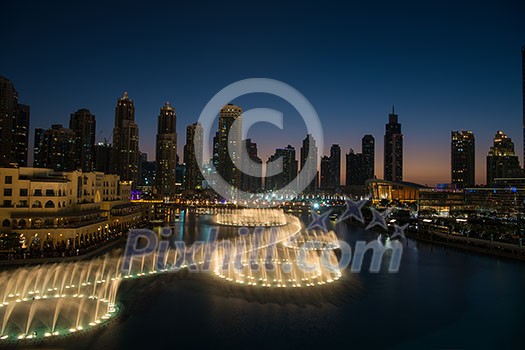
[1,1,524,186]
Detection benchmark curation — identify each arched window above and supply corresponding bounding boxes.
[2,219,10,227]
[32,200,42,208]
[18,219,26,227]
[44,200,55,208]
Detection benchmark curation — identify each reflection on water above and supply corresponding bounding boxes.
[8,209,525,350]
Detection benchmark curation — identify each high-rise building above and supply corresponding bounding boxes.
[320,156,331,190]
[329,144,341,190]
[155,102,177,197]
[486,130,522,185]
[241,139,262,192]
[112,92,140,185]
[451,130,475,188]
[384,107,403,182]
[362,134,375,181]
[265,145,298,191]
[33,124,76,171]
[94,141,112,174]
[522,46,525,165]
[0,76,30,167]
[300,134,318,193]
[70,108,96,172]
[217,104,242,189]
[33,128,45,168]
[184,122,204,191]
[346,149,364,186]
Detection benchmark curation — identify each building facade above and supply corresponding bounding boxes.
[486,130,522,186]
[112,92,140,185]
[300,134,318,194]
[155,102,177,197]
[217,104,242,189]
[183,122,204,191]
[70,108,96,172]
[451,130,475,188]
[0,167,144,251]
[362,134,375,182]
[384,107,403,182]
[33,124,76,171]
[0,76,30,167]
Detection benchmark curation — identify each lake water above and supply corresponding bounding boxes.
[56,211,525,349]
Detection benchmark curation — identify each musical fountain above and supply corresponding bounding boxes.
[0,208,342,344]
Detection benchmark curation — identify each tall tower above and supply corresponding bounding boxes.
[300,134,318,193]
[362,134,375,181]
[384,107,403,182]
[329,144,341,190]
[0,76,30,166]
[217,104,242,189]
[70,108,96,172]
[34,124,76,171]
[112,92,140,185]
[265,145,297,191]
[451,130,475,188]
[241,139,262,192]
[522,46,525,166]
[155,102,177,197]
[184,122,204,191]
[486,130,522,186]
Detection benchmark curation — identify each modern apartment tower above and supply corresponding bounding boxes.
[384,107,403,182]
[33,124,76,171]
[300,134,318,193]
[362,134,375,181]
[486,130,522,186]
[155,102,177,197]
[112,92,140,185]
[184,122,204,191]
[451,130,475,188]
[265,145,298,191]
[0,76,30,167]
[69,108,96,172]
[217,104,242,189]
[241,139,262,192]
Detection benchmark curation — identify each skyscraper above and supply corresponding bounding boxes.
[155,102,177,197]
[320,156,331,190]
[184,122,204,191]
[33,124,76,171]
[112,92,140,185]
[300,134,318,193]
[70,108,96,172]
[362,134,375,181]
[522,46,525,165]
[346,149,364,186]
[217,104,242,189]
[241,139,262,192]
[265,145,298,191]
[94,141,112,174]
[486,130,522,186]
[384,107,403,182]
[451,130,475,188]
[0,76,30,167]
[329,144,341,190]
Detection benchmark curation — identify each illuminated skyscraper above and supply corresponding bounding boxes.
[265,145,298,191]
[33,124,76,171]
[0,76,30,167]
[362,134,375,181]
[184,122,204,190]
[300,134,318,193]
[241,139,262,192]
[70,108,96,172]
[155,102,177,197]
[451,130,475,188]
[217,104,242,189]
[112,92,140,185]
[486,130,522,185]
[384,107,403,182]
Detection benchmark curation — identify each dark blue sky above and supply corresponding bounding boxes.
[1,0,524,185]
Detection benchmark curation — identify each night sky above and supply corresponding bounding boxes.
[1,0,524,186]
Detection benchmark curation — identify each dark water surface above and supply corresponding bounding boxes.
[43,212,525,349]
